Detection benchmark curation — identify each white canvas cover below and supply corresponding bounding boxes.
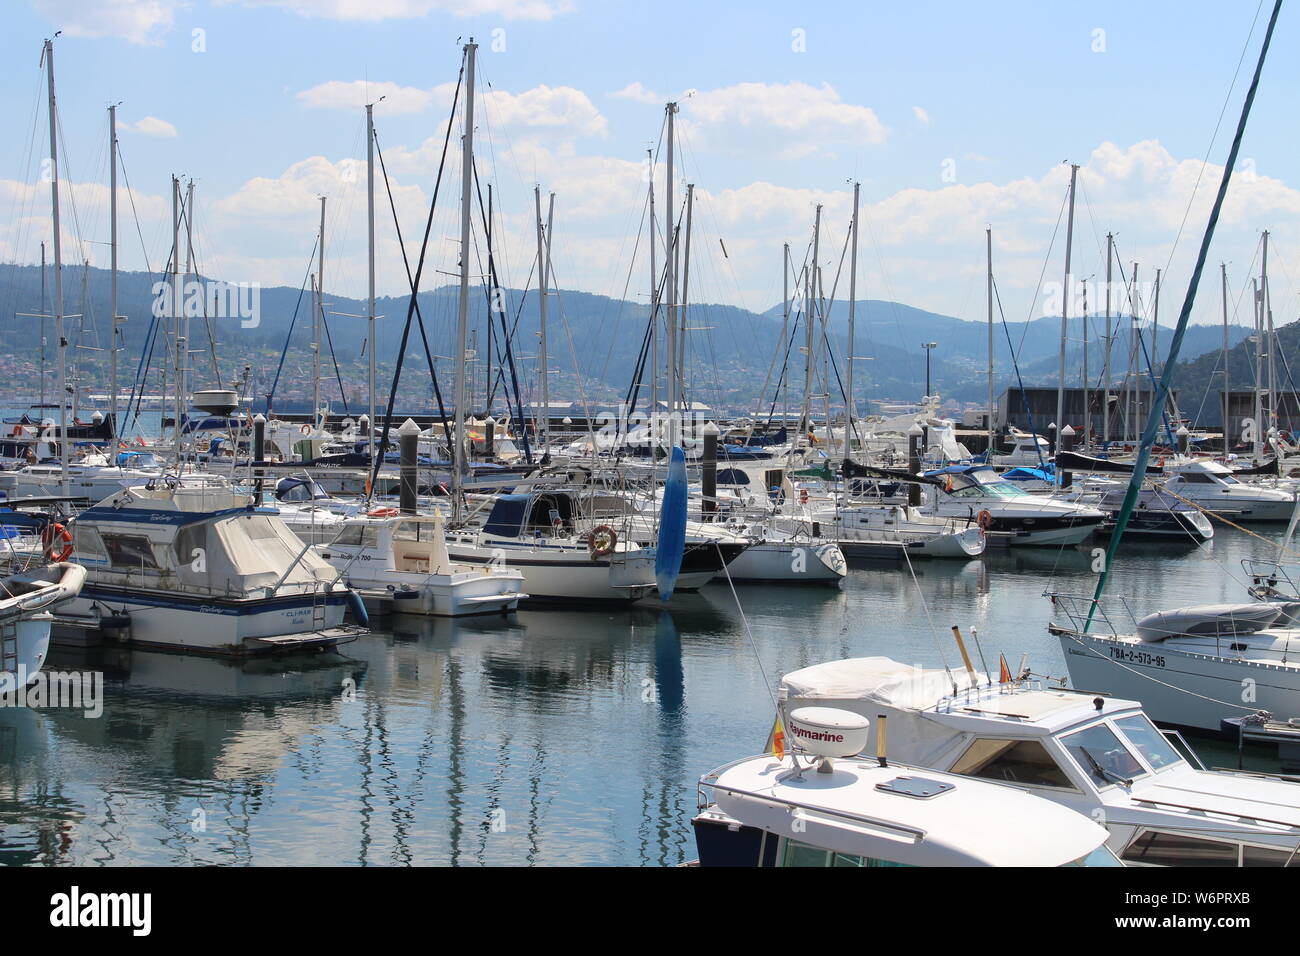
[780,657,985,767]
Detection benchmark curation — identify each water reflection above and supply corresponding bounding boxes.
[0,525,1292,865]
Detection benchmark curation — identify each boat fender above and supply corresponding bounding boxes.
[346,589,370,627]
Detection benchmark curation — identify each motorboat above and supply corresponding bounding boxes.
[777,655,1300,865]
[59,478,366,654]
[922,465,1105,546]
[316,512,526,616]
[694,707,1117,867]
[1161,459,1296,523]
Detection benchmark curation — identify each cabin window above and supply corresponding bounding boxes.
[72,525,108,560]
[173,525,206,566]
[1113,715,1183,771]
[778,840,910,868]
[1179,472,1215,484]
[1062,723,1146,787]
[1243,845,1300,866]
[332,526,380,549]
[394,521,431,542]
[1121,830,1239,867]
[100,533,160,570]
[949,738,1074,789]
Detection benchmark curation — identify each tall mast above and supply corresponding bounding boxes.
[1129,263,1139,441]
[109,104,120,435]
[314,195,325,427]
[986,226,994,455]
[171,175,182,460]
[802,206,822,442]
[534,184,549,449]
[1103,233,1112,445]
[1081,278,1089,450]
[845,182,860,463]
[452,40,477,524]
[648,149,657,436]
[43,38,68,484]
[183,178,194,417]
[664,101,678,446]
[40,241,47,407]
[679,183,693,392]
[1263,229,1275,443]
[781,243,790,426]
[366,102,376,462]
[1221,263,1230,451]
[1055,163,1079,450]
[1152,268,1161,432]
[1253,274,1263,459]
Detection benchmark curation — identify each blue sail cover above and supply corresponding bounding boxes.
[655,447,688,601]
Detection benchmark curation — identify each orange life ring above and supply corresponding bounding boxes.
[42,523,73,562]
[799,488,809,505]
[368,507,399,518]
[588,525,618,558]
[300,424,312,435]
[977,510,994,532]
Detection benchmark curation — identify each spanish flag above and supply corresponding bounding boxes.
[765,715,786,759]
[998,653,1013,684]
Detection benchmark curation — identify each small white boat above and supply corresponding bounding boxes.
[923,465,1106,546]
[0,562,87,686]
[317,512,526,616]
[799,503,986,558]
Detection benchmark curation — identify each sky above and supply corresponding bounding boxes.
[1,0,1298,337]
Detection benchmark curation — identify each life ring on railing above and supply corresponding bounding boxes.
[42,523,73,562]
[368,507,399,518]
[977,509,994,532]
[300,424,312,435]
[587,524,617,559]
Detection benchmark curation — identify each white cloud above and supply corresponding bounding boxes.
[609,82,662,105]
[912,106,931,126]
[124,115,179,138]
[30,0,183,45]
[298,81,434,114]
[218,0,573,21]
[677,81,886,160]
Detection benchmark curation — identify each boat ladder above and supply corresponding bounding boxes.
[1,622,18,675]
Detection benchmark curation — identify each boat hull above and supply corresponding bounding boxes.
[1057,630,1300,731]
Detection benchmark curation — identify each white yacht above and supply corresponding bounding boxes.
[923,465,1106,546]
[778,656,1300,865]
[1052,595,1300,732]
[796,502,986,559]
[447,491,657,604]
[1161,459,1296,522]
[694,708,1117,867]
[60,478,366,654]
[991,430,1052,468]
[316,512,526,617]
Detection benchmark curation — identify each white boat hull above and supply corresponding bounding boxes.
[1058,630,1300,730]
[1,618,52,686]
[720,541,846,583]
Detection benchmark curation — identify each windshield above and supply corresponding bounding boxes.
[1114,715,1184,771]
[981,481,1029,499]
[1062,723,1146,788]
[1064,845,1123,867]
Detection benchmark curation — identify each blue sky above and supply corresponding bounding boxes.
[2,0,1297,331]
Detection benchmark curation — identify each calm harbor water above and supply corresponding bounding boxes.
[1,524,1294,866]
